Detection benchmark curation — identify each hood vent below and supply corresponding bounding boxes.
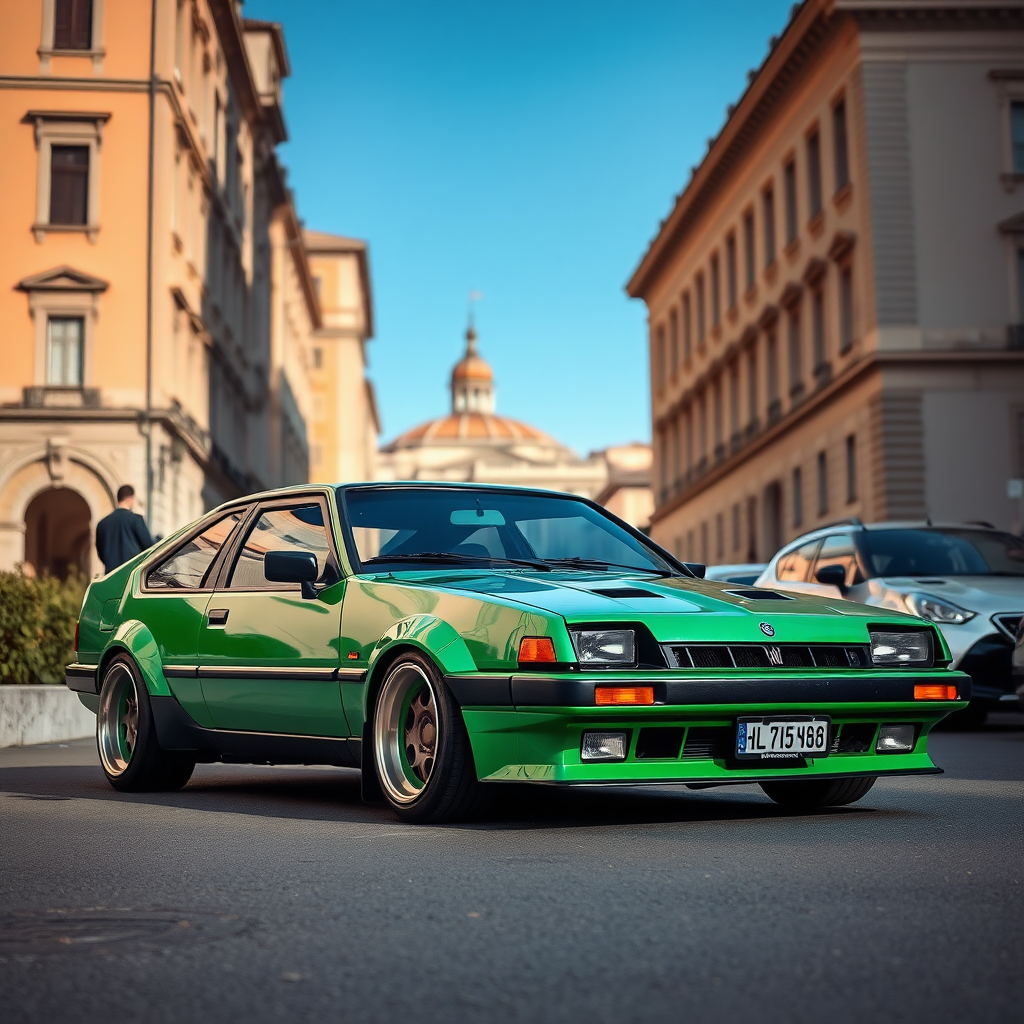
[723,588,792,601]
[590,588,664,599]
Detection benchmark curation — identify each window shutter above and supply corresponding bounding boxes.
[49,146,89,225]
[54,0,93,50]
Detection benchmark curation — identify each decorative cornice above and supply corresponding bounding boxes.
[17,266,109,293]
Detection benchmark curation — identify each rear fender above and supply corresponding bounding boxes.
[99,620,172,697]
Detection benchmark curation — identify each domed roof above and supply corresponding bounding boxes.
[450,327,493,384]
[383,412,567,451]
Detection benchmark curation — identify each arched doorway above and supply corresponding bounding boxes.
[24,487,92,579]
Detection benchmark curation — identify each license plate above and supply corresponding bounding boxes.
[735,717,830,760]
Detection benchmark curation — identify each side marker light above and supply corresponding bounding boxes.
[595,686,655,706]
[519,636,557,664]
[913,684,958,700]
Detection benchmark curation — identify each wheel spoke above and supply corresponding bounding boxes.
[374,663,442,804]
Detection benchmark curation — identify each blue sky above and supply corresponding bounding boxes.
[245,0,793,454]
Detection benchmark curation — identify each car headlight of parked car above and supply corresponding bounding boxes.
[869,630,933,666]
[570,629,636,665]
[902,592,976,625]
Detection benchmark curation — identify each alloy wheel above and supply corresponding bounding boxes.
[374,661,440,804]
[98,662,139,777]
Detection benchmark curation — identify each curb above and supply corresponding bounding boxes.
[0,685,94,747]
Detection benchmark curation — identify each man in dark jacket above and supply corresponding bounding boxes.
[95,485,154,574]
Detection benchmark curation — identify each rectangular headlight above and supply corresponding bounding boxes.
[869,630,932,667]
[581,731,628,761]
[570,629,636,665]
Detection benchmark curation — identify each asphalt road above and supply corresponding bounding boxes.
[2,717,1022,1024]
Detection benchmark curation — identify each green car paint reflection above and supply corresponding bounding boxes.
[67,482,970,823]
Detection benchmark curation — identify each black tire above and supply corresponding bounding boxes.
[371,651,491,823]
[760,775,875,809]
[96,654,196,792]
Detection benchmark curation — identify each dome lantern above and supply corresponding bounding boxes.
[450,322,495,414]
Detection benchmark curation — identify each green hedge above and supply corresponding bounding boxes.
[0,571,85,685]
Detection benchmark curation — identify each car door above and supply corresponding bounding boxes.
[133,507,250,727]
[197,496,350,737]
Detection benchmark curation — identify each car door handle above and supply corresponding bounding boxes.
[207,608,229,626]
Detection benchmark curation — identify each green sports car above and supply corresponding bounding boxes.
[66,482,969,822]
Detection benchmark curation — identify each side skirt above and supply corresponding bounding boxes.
[149,695,360,768]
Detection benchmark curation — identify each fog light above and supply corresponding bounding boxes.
[876,724,915,753]
[581,731,628,761]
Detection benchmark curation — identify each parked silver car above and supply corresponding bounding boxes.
[704,563,768,586]
[756,521,1023,723]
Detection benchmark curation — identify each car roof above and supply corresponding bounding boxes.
[770,521,1005,558]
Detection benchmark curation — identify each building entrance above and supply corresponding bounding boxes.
[23,487,91,579]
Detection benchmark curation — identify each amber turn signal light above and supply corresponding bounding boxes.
[519,636,557,664]
[914,683,958,700]
[595,686,655,706]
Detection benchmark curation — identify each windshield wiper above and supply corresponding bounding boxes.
[541,556,678,577]
[362,551,551,571]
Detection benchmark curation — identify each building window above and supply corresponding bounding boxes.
[712,377,723,454]
[766,331,779,416]
[54,0,93,50]
[1017,249,1024,323]
[1011,101,1024,174]
[838,265,854,353]
[743,210,755,291]
[686,529,695,562]
[726,232,737,310]
[700,521,708,565]
[655,324,666,392]
[682,291,692,361]
[710,254,721,328]
[731,503,740,552]
[784,159,797,245]
[715,512,724,561]
[746,348,758,427]
[812,286,826,370]
[696,272,706,343]
[49,146,89,225]
[763,187,776,267]
[46,316,84,386]
[833,97,849,192]
[312,347,323,370]
[728,364,739,440]
[817,450,828,516]
[807,128,822,217]
[788,305,802,394]
[792,466,803,527]
[846,434,857,503]
[669,308,679,376]
[746,496,758,561]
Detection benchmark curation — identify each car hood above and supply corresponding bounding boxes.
[381,569,911,644]
[875,576,1024,612]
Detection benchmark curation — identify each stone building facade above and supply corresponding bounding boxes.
[0,0,377,577]
[627,0,1024,564]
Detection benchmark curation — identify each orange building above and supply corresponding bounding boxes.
[0,0,377,577]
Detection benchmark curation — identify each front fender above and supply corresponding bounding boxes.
[364,614,478,716]
[101,620,172,697]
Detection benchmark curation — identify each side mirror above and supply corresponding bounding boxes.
[683,562,707,580]
[265,550,319,599]
[814,563,847,592]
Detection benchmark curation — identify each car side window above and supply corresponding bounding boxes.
[227,503,336,590]
[776,540,821,582]
[146,511,245,590]
[814,534,862,587]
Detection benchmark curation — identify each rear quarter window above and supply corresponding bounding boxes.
[146,511,245,590]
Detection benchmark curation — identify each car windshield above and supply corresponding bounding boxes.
[341,487,677,575]
[859,529,1024,578]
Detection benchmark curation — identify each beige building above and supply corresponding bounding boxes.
[627,0,1024,565]
[377,325,653,529]
[0,1,376,578]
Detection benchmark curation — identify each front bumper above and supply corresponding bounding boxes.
[452,669,969,785]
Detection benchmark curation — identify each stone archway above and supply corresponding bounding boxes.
[23,487,92,579]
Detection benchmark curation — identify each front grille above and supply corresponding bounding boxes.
[993,613,1022,642]
[836,723,876,753]
[663,643,871,670]
[635,727,685,759]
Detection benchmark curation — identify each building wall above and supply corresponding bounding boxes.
[0,0,322,577]
[629,1,1024,563]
